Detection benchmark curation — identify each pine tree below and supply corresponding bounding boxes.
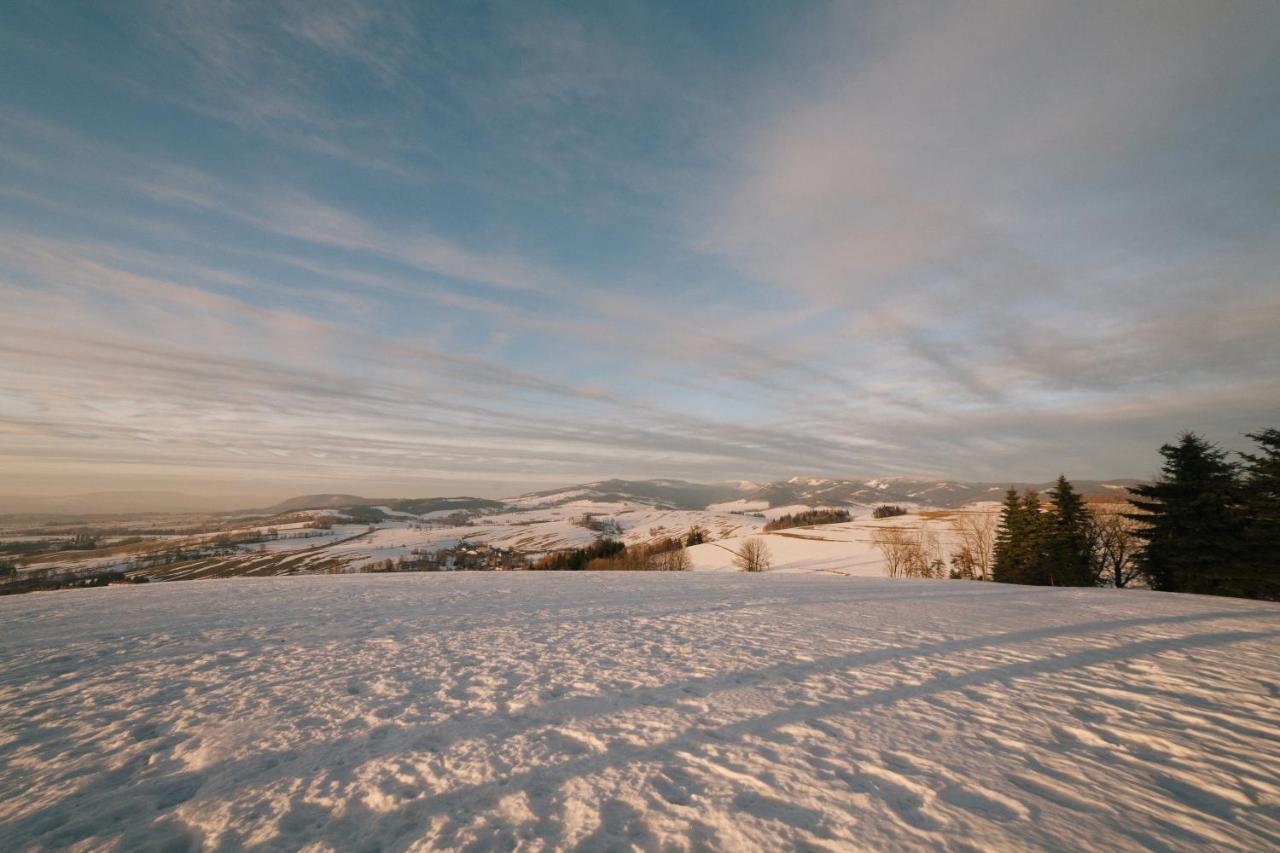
[1019,489,1050,584]
[992,487,1024,583]
[1044,476,1093,586]
[1238,428,1280,600]
[1128,432,1244,594]
[995,485,1092,586]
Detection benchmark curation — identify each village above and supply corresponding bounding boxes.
[365,543,528,573]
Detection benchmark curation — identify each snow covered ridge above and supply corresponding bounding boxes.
[1,575,1277,850]
[4,499,995,583]
[502,477,1139,512]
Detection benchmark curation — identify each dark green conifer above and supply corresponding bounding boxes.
[1044,475,1093,586]
[1238,428,1280,600]
[992,487,1024,583]
[1128,432,1243,594]
[1019,489,1049,584]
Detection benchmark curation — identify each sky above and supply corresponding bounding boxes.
[2,1,1278,507]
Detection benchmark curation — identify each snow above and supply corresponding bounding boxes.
[1,574,1277,851]
[687,530,887,575]
[372,506,423,519]
[687,513,978,575]
[707,499,769,512]
[252,525,368,553]
[502,489,592,508]
[3,503,1006,583]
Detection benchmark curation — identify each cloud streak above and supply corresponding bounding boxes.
[1,1,1277,503]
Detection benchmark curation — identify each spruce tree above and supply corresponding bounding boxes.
[992,487,1024,583]
[1238,428,1280,600]
[1019,489,1049,584]
[1128,432,1244,594]
[1044,475,1093,586]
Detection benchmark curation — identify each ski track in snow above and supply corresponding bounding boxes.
[1,574,1278,851]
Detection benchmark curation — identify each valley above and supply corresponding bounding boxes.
[0,477,1132,589]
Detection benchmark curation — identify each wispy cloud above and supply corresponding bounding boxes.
[1,1,1277,500]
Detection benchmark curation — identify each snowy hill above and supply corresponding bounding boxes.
[2,475,1135,584]
[509,476,1139,512]
[266,493,373,513]
[508,479,746,510]
[3,574,1276,850]
[1,476,1137,520]
[737,476,1139,510]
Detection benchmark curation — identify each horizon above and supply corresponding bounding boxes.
[4,2,1278,504]
[0,471,1148,515]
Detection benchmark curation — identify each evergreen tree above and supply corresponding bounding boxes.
[1128,432,1244,594]
[993,488,1045,584]
[1044,476,1094,586]
[992,487,1024,583]
[1019,489,1049,584]
[1238,428,1280,600]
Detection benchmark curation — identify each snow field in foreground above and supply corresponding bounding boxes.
[1,574,1278,851]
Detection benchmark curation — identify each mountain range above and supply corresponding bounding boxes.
[0,476,1140,518]
[506,477,1138,510]
[261,476,1138,514]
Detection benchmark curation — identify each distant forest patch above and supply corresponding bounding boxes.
[764,509,852,531]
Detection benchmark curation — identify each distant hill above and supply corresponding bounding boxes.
[1,476,1140,520]
[266,494,372,513]
[737,477,1139,509]
[383,497,506,515]
[508,476,1139,511]
[265,494,506,515]
[510,479,746,510]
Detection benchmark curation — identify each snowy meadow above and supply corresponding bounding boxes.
[2,573,1278,850]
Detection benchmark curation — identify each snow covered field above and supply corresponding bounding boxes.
[2,575,1278,851]
[5,498,779,580]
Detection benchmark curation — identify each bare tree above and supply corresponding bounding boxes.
[652,546,691,572]
[951,512,996,581]
[734,537,772,573]
[1087,504,1143,587]
[918,525,946,578]
[873,524,949,579]
[872,527,917,578]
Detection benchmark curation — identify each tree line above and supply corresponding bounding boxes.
[529,536,692,571]
[992,429,1278,600]
[872,510,997,581]
[527,525,774,573]
[763,509,851,531]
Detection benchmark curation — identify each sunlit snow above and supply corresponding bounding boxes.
[2,574,1277,850]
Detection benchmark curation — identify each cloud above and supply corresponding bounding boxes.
[702,1,1279,294]
[691,0,1280,412]
[2,1,1277,500]
[0,234,895,493]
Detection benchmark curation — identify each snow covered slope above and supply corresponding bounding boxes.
[507,479,746,510]
[1,575,1277,850]
[504,477,1139,512]
[738,476,1139,510]
[686,510,990,575]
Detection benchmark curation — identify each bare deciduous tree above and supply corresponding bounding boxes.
[1087,504,1143,587]
[951,512,996,581]
[872,526,914,578]
[652,546,691,572]
[734,537,772,573]
[872,525,943,578]
[918,525,946,578]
